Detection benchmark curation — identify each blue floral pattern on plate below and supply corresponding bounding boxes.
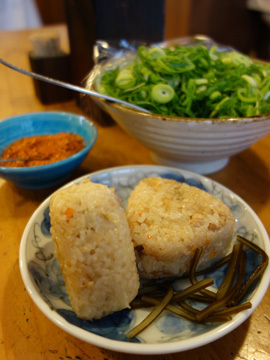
[21,165,270,354]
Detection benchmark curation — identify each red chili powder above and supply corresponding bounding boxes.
[0,133,84,167]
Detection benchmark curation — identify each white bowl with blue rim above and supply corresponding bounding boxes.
[19,165,270,355]
[0,111,97,188]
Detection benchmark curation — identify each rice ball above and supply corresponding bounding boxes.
[126,177,235,279]
[50,179,140,320]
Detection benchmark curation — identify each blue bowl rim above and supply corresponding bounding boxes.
[0,111,98,173]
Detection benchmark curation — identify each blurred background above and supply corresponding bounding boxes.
[0,0,269,89]
[1,1,269,56]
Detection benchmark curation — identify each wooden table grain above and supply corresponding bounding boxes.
[0,25,269,360]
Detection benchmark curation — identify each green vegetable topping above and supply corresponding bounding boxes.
[99,44,270,118]
[148,47,166,59]
[151,84,175,103]
[115,69,135,89]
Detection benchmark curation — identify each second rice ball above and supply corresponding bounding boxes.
[126,177,235,279]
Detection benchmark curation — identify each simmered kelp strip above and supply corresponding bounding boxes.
[126,235,268,339]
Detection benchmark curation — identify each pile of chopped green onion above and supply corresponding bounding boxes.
[126,235,268,339]
[99,45,270,118]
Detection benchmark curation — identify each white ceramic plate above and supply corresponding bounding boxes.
[19,165,270,355]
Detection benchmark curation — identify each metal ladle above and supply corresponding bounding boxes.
[0,57,149,113]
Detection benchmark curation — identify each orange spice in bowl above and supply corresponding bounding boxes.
[0,133,84,167]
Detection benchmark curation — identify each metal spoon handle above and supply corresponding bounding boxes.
[0,57,148,113]
[0,158,46,162]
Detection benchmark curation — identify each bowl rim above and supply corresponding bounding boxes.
[0,111,98,172]
[98,98,270,124]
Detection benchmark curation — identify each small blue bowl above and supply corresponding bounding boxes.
[0,111,98,188]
